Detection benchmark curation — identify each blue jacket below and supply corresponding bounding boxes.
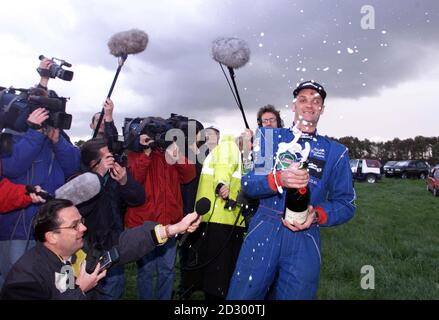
[242,127,356,227]
[0,129,80,240]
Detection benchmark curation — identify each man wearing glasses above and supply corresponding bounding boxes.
[256,104,284,129]
[227,80,356,300]
[1,199,201,299]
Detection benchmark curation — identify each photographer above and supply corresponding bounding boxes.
[0,59,80,289]
[126,129,196,300]
[78,137,145,299]
[1,199,201,300]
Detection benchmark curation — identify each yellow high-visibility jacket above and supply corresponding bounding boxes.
[196,134,245,227]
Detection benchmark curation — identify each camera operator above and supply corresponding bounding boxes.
[0,59,80,289]
[78,137,145,299]
[1,199,201,300]
[125,130,196,300]
[90,98,118,142]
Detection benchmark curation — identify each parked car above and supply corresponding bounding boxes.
[392,160,430,179]
[383,160,400,177]
[430,164,439,175]
[350,159,382,183]
[426,168,439,197]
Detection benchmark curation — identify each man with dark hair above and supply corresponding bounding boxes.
[227,80,356,300]
[256,104,284,129]
[78,137,144,299]
[1,199,201,300]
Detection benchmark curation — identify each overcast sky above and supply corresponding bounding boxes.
[0,0,437,142]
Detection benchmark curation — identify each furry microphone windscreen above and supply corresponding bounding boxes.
[211,37,250,69]
[108,29,149,57]
[55,172,102,205]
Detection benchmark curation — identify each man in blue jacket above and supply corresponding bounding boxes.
[0,58,80,288]
[227,80,356,300]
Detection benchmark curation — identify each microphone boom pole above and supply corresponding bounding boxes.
[211,37,251,130]
[227,66,250,129]
[92,29,148,139]
[93,54,127,138]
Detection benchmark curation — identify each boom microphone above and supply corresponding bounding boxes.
[211,37,251,129]
[56,172,102,205]
[211,37,250,69]
[26,172,102,206]
[108,29,149,58]
[93,28,149,139]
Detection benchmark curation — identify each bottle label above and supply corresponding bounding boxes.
[276,151,298,171]
[284,207,309,224]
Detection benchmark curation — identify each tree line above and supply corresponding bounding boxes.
[74,135,439,166]
[332,136,439,165]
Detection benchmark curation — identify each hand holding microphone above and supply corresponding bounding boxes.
[27,186,48,204]
[26,172,102,206]
[171,212,202,236]
[179,197,211,246]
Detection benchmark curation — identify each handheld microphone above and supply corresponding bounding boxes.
[194,197,211,216]
[179,197,211,246]
[26,172,102,206]
[25,185,53,201]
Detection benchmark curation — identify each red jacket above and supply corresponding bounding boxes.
[125,150,196,227]
[0,178,32,214]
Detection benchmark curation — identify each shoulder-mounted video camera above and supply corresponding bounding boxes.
[0,86,71,132]
[122,113,203,153]
[123,116,174,152]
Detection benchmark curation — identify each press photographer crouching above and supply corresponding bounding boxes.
[77,137,145,299]
[0,199,201,300]
[0,57,80,289]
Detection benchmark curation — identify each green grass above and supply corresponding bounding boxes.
[318,178,439,299]
[123,178,439,299]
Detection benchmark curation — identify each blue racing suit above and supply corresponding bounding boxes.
[227,127,356,300]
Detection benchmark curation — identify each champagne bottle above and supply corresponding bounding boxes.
[283,162,310,224]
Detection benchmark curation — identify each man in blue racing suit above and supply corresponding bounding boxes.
[227,80,356,300]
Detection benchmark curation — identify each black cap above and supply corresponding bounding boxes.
[293,80,327,102]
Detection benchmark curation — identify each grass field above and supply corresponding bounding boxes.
[319,177,439,299]
[123,178,439,300]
